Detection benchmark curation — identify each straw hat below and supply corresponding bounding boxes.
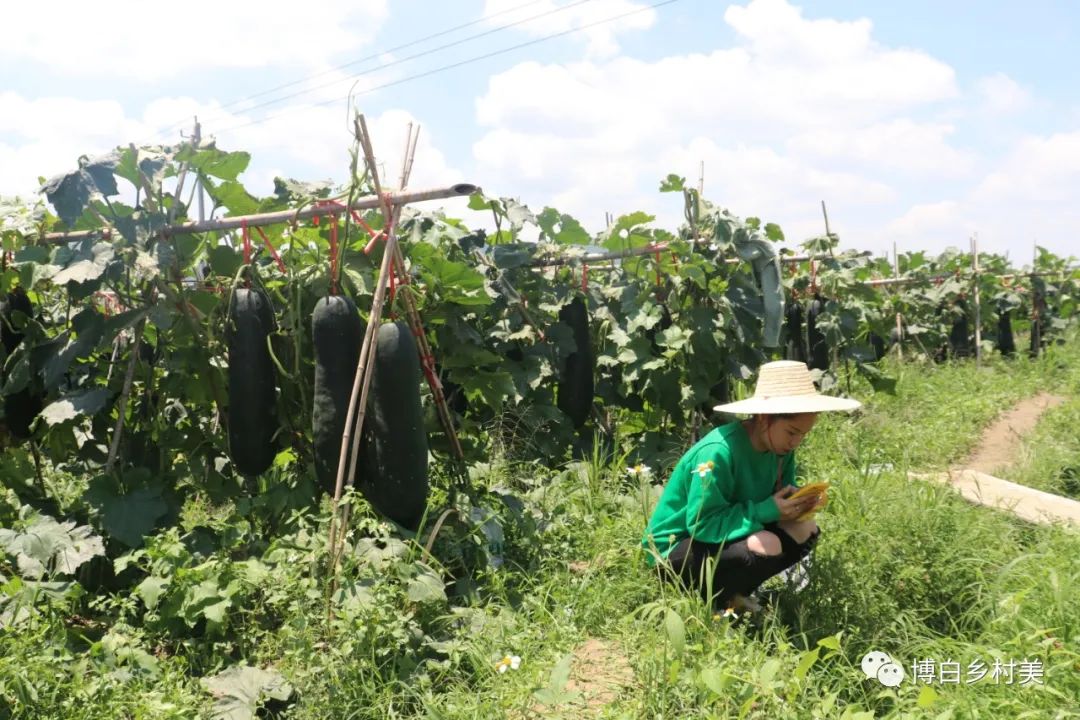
[713,360,862,414]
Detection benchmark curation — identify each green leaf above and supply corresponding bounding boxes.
[41,152,120,225]
[460,369,516,410]
[816,632,842,651]
[491,244,534,269]
[758,658,781,685]
[410,244,491,305]
[136,576,170,610]
[406,565,447,605]
[209,181,259,215]
[0,515,104,579]
[700,666,733,695]
[13,247,50,265]
[467,192,493,212]
[50,242,115,285]
[502,197,536,232]
[83,474,170,548]
[439,343,503,370]
[176,147,251,181]
[794,647,820,681]
[659,174,686,192]
[201,665,294,720]
[537,208,590,245]
[664,609,685,656]
[533,653,577,706]
[38,388,112,427]
[917,685,939,708]
[208,245,243,278]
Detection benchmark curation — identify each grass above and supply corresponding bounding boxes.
[2,336,1080,719]
[1001,373,1080,500]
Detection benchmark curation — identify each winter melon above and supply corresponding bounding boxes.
[226,287,278,477]
[357,322,429,530]
[311,295,364,494]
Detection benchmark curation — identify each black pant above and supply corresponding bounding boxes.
[661,522,820,609]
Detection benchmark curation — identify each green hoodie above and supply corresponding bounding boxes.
[641,421,795,565]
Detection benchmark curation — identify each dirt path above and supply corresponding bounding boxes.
[525,638,634,718]
[911,391,1080,529]
[963,393,1065,474]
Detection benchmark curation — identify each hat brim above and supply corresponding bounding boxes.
[713,394,862,415]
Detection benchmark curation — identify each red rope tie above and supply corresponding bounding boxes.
[329,214,339,296]
[388,264,398,306]
[241,220,253,287]
[419,353,441,391]
[254,226,287,274]
[241,219,252,266]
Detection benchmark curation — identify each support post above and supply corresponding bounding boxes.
[194,118,205,223]
[972,234,982,364]
[893,241,903,360]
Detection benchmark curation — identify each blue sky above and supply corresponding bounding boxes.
[1,0,1077,262]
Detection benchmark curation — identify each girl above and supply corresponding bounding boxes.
[642,360,860,613]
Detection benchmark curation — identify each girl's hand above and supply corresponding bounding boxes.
[773,486,820,522]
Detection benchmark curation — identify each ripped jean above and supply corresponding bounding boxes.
[660,522,820,609]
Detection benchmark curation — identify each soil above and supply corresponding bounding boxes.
[963,393,1065,474]
[563,638,634,711]
[524,638,634,718]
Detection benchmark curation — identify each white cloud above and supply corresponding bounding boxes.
[883,131,1080,258]
[0,90,463,223]
[788,120,974,176]
[976,73,1030,114]
[0,0,388,80]
[472,0,964,254]
[482,0,657,59]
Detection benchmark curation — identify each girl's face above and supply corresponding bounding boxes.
[764,413,818,454]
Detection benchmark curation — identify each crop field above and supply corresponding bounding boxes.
[1,136,1078,719]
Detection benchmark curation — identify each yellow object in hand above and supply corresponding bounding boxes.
[789,482,829,521]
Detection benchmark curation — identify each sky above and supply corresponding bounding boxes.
[1,0,1077,264]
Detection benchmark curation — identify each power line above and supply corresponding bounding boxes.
[155,0,596,141]
[157,0,553,138]
[214,0,678,135]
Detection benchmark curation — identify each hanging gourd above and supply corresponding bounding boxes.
[311,295,365,495]
[996,302,1016,357]
[870,332,887,361]
[356,321,429,530]
[556,296,594,429]
[785,299,807,362]
[806,295,829,371]
[1,287,42,441]
[949,298,971,358]
[226,286,279,477]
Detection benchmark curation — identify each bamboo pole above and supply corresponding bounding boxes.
[40,184,478,244]
[326,118,402,587]
[893,241,903,360]
[528,245,862,269]
[104,318,146,473]
[864,269,1073,288]
[971,234,982,364]
[384,127,466,463]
